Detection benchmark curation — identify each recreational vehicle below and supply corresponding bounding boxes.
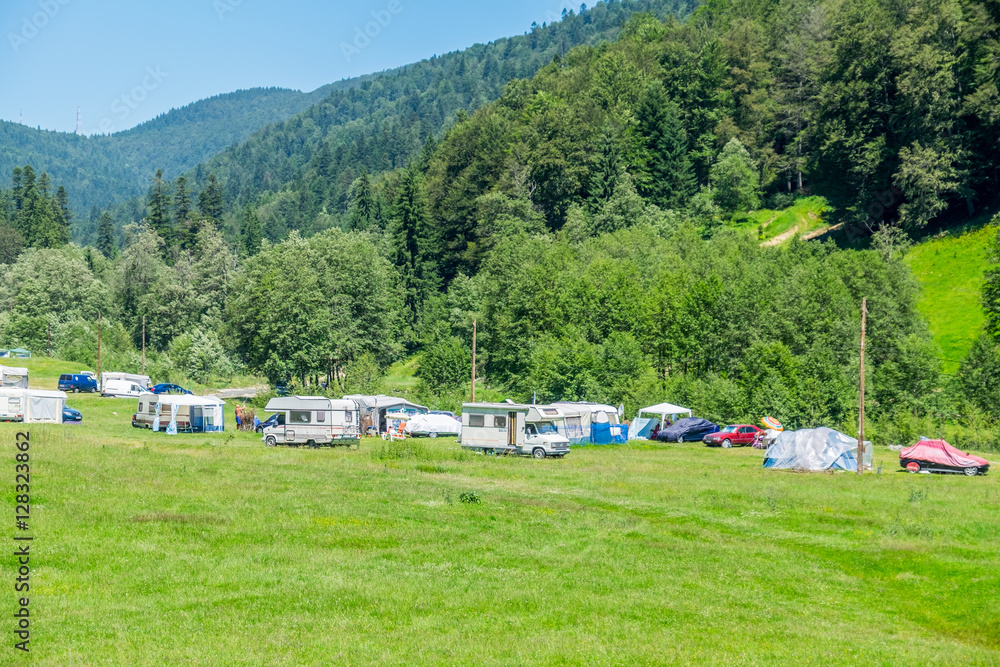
[132,395,226,433]
[460,403,570,459]
[0,365,29,389]
[0,388,67,423]
[261,396,360,447]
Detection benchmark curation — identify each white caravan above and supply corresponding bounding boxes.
[0,388,67,423]
[100,372,150,392]
[262,396,360,447]
[460,403,570,459]
[0,366,29,389]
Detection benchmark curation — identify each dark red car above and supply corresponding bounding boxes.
[704,424,761,448]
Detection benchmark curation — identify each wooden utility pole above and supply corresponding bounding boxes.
[96,312,102,382]
[858,298,867,476]
[470,319,477,403]
[142,316,146,375]
[47,321,51,357]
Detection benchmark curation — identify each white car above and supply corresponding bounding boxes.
[102,379,153,398]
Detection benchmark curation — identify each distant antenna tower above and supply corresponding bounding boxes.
[76,106,82,135]
[19,109,23,125]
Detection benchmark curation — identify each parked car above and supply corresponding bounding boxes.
[255,412,283,434]
[429,410,458,420]
[151,383,193,395]
[657,417,719,443]
[275,381,291,397]
[704,424,761,448]
[62,405,82,423]
[58,373,98,393]
[102,379,153,398]
[900,439,990,476]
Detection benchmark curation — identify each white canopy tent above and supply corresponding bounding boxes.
[630,402,693,440]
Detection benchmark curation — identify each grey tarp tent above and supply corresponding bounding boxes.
[764,427,873,471]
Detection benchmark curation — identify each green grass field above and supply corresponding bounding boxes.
[905,220,995,373]
[3,368,998,664]
[744,196,832,243]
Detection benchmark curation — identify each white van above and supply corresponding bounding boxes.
[261,396,360,447]
[102,379,153,398]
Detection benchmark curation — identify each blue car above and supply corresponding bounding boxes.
[62,405,82,423]
[151,383,192,395]
[58,373,98,393]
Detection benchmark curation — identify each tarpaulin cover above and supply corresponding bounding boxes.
[764,427,873,471]
[630,417,657,440]
[900,440,989,468]
[659,417,718,442]
[405,413,461,437]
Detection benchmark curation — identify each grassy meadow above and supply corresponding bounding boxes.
[905,220,995,373]
[1,359,998,664]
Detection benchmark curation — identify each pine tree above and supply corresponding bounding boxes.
[637,83,697,209]
[392,169,438,323]
[174,176,191,225]
[146,169,170,238]
[240,205,262,257]
[589,124,622,208]
[348,172,378,231]
[198,174,225,225]
[54,185,72,244]
[96,211,118,259]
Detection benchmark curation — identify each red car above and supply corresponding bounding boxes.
[704,424,761,448]
[900,440,990,476]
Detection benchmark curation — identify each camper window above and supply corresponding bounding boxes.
[493,416,507,428]
[139,402,144,412]
[526,423,537,435]
[316,411,326,423]
[542,409,559,416]
[290,411,311,424]
[469,415,485,428]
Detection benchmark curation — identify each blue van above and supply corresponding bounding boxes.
[58,373,98,393]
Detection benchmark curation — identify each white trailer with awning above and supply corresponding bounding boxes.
[0,365,29,389]
[0,388,67,423]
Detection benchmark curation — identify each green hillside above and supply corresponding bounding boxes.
[905,219,995,373]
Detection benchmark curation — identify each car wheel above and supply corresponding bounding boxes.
[265,436,277,447]
[532,448,546,459]
[675,436,684,443]
[429,432,438,439]
[906,461,921,473]
[722,439,732,448]
[965,466,979,477]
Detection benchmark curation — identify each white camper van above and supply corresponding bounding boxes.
[102,379,152,398]
[460,403,570,459]
[100,372,151,394]
[261,396,360,447]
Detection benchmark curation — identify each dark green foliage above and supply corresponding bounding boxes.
[96,212,118,259]
[146,169,171,239]
[392,170,439,325]
[417,335,471,391]
[174,176,191,226]
[240,205,263,258]
[198,174,225,226]
[636,83,695,208]
[7,165,72,249]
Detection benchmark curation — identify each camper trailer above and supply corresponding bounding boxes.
[344,395,428,434]
[100,372,151,393]
[261,396,360,447]
[0,366,29,389]
[460,403,570,459]
[0,388,67,423]
[552,402,628,444]
[132,394,226,433]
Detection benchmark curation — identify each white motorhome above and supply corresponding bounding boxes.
[0,365,29,389]
[261,396,360,447]
[0,388,67,423]
[460,403,570,459]
[100,372,150,393]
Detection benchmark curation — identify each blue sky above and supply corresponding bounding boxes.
[1,0,577,135]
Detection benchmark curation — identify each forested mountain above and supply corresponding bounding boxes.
[0,87,348,217]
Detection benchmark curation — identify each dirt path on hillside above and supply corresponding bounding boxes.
[761,225,799,247]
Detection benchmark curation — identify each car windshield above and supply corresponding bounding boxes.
[720,425,739,433]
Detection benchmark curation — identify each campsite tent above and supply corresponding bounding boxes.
[344,395,428,433]
[145,395,226,433]
[551,402,628,444]
[764,427,873,472]
[0,388,66,423]
[8,349,31,359]
[0,366,29,389]
[630,402,694,440]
